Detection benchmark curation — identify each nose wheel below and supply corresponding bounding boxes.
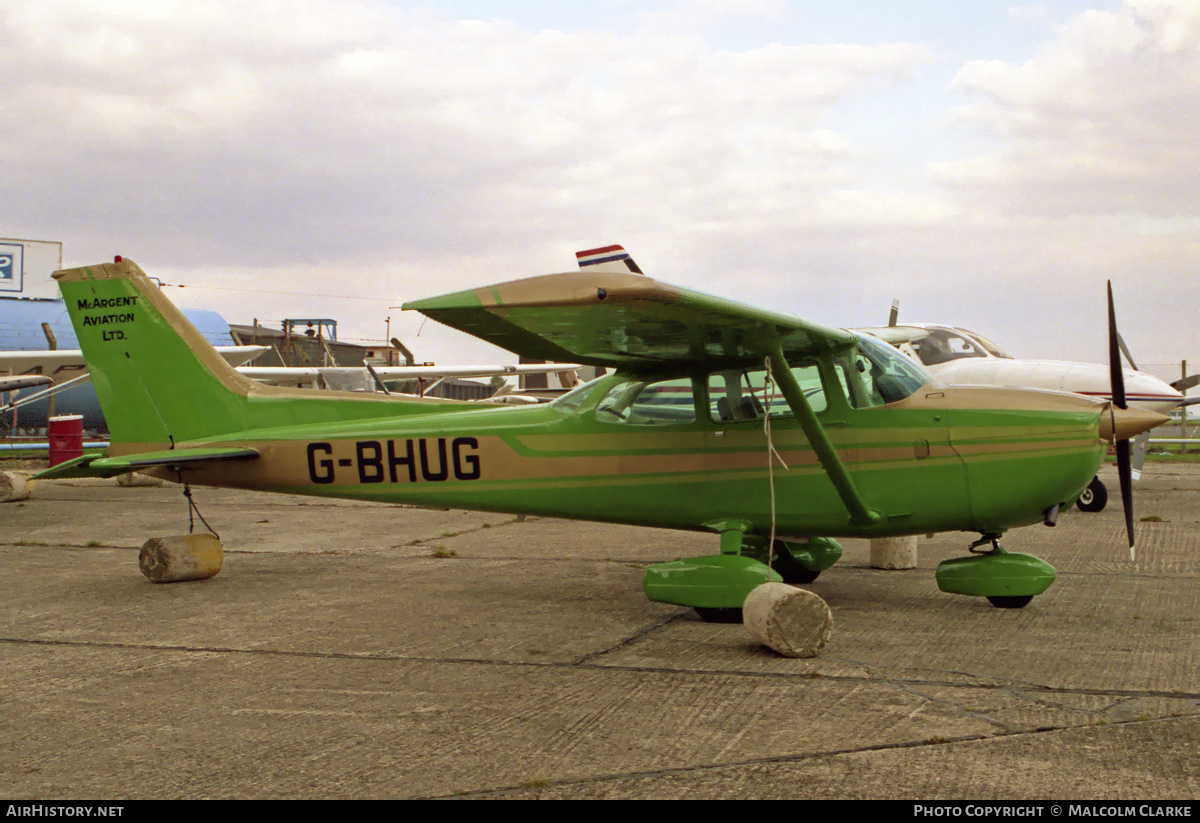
[1074,476,1108,512]
[987,595,1034,609]
[936,534,1056,609]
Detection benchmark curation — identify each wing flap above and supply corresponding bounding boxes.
[404,271,853,369]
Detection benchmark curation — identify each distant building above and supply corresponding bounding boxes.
[227,322,492,400]
[1,238,62,300]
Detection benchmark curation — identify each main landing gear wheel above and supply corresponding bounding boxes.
[1075,476,1108,512]
[771,553,821,584]
[694,607,744,623]
[986,595,1033,609]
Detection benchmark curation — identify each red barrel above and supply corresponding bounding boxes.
[47,414,84,466]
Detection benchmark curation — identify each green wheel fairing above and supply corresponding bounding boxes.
[642,555,782,609]
[740,536,844,583]
[935,549,1057,603]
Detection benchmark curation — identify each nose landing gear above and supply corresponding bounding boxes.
[1074,476,1108,512]
[935,534,1057,609]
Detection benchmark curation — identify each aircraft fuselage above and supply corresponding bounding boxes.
[129,373,1107,540]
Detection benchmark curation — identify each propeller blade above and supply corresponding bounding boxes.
[1171,374,1200,393]
[1107,282,1126,411]
[1116,438,1135,558]
[1117,331,1139,371]
[1108,281,1135,559]
[888,299,899,327]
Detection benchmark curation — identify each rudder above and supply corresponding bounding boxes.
[55,258,256,447]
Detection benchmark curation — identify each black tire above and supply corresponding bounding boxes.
[987,595,1033,609]
[1075,476,1108,512]
[694,607,743,623]
[770,553,821,584]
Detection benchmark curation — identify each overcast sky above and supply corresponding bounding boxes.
[2,0,1197,382]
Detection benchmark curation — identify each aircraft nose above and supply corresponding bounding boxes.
[1126,371,1183,403]
[1100,404,1169,442]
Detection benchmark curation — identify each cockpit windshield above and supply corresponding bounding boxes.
[911,326,1013,366]
[854,333,931,404]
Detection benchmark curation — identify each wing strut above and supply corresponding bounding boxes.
[765,341,883,529]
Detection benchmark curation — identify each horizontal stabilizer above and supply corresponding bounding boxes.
[1171,374,1200,393]
[36,446,260,480]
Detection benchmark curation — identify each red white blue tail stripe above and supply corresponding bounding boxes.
[576,245,630,268]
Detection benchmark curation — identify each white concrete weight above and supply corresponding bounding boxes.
[743,582,833,658]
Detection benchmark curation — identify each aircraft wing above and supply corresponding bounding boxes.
[854,325,930,345]
[370,363,579,379]
[238,363,580,383]
[0,345,268,384]
[403,271,853,369]
[36,446,261,480]
[0,375,53,392]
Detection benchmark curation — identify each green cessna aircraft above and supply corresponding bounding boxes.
[38,258,1165,618]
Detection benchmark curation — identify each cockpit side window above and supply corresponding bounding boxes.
[594,377,696,425]
[707,360,827,423]
[549,376,607,414]
[832,350,870,409]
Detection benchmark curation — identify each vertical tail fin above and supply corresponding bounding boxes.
[55,259,256,446]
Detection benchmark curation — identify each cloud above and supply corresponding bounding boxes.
[940,0,1200,217]
[3,1,1197,372]
[628,0,790,33]
[1,1,935,270]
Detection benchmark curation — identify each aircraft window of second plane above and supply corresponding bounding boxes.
[912,328,987,365]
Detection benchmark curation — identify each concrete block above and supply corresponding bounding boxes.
[117,472,164,487]
[139,534,224,583]
[743,582,832,658]
[870,535,919,569]
[0,471,32,503]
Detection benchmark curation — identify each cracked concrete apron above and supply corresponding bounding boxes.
[1,466,1197,799]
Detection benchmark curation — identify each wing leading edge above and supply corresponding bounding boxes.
[403,270,853,371]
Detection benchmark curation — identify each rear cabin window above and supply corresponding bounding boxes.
[594,377,696,425]
[549,376,607,414]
